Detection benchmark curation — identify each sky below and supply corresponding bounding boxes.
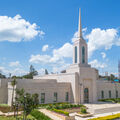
[0,0,120,77]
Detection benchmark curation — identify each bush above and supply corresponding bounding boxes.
[80,107,87,114]
[31,110,52,120]
[52,108,69,116]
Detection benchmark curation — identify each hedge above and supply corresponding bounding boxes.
[52,108,69,116]
[31,110,52,120]
[88,113,120,120]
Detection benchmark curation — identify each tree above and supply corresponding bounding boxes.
[15,88,39,119]
[11,79,17,107]
[45,69,48,75]
[23,65,38,79]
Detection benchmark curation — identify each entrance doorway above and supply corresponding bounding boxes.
[84,88,89,103]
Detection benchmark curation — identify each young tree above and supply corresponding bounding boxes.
[15,88,39,119]
[11,79,17,107]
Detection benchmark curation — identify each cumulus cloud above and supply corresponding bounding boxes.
[29,43,73,64]
[86,28,120,57]
[0,66,27,76]
[0,14,44,42]
[89,59,107,69]
[72,28,87,42]
[101,52,106,59]
[9,61,21,67]
[42,44,49,52]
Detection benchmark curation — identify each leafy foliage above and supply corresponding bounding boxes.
[31,110,52,120]
[15,88,39,118]
[98,98,120,103]
[41,103,84,110]
[80,107,87,114]
[23,65,38,79]
[88,113,120,120]
[52,108,69,116]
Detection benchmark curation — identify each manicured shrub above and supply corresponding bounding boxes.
[80,107,87,114]
[31,110,52,120]
[52,108,69,116]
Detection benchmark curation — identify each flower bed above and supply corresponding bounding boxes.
[51,108,69,116]
[88,113,120,120]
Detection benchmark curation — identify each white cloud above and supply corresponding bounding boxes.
[9,61,21,67]
[101,52,106,59]
[42,44,49,52]
[0,66,27,76]
[72,28,87,42]
[29,54,51,64]
[89,59,107,69]
[86,28,120,57]
[29,43,73,64]
[0,14,44,42]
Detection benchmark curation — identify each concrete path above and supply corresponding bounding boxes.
[39,109,62,120]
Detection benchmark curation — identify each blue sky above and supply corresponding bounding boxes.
[0,0,120,76]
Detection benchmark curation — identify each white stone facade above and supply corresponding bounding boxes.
[0,9,119,105]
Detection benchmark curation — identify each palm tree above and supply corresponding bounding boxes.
[11,78,17,107]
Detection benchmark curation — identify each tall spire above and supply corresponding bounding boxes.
[78,8,82,38]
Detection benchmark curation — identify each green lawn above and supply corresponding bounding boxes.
[0,115,36,120]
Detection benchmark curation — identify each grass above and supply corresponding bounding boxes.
[0,115,36,120]
[31,110,52,120]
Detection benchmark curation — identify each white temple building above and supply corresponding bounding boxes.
[0,9,120,106]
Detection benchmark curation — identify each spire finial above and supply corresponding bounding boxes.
[78,8,82,38]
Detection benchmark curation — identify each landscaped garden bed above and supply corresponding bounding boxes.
[39,103,85,115]
[88,113,120,120]
[98,98,120,103]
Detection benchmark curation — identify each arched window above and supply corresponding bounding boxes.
[82,46,85,64]
[75,46,77,63]
[101,90,104,99]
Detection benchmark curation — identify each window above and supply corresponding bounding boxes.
[41,93,45,103]
[75,46,77,63]
[116,91,118,98]
[109,91,111,98]
[54,92,57,102]
[82,46,85,64]
[84,88,89,103]
[65,92,69,101]
[101,91,104,99]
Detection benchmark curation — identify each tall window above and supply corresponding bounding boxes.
[116,90,118,98]
[54,92,57,102]
[84,88,89,103]
[75,46,77,63]
[82,46,85,64]
[41,93,45,103]
[109,91,111,98]
[65,92,69,102]
[101,91,104,99]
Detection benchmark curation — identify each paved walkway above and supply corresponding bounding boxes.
[39,109,62,120]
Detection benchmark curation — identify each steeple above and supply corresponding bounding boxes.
[78,8,82,38]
